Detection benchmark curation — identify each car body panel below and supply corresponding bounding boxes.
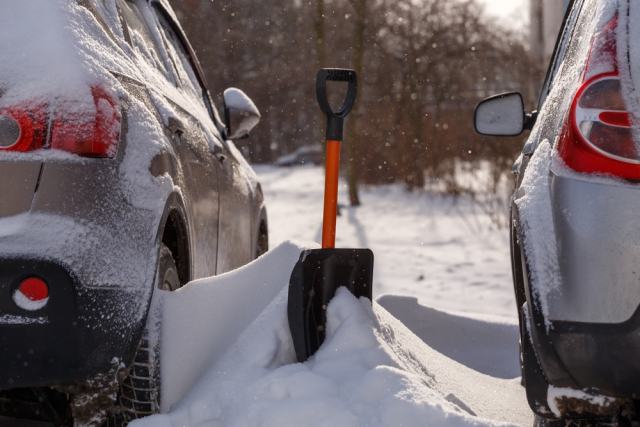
[0,162,41,218]
[217,143,255,273]
[550,170,640,324]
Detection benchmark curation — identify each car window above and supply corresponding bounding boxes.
[154,11,206,109]
[119,0,171,80]
[538,0,584,108]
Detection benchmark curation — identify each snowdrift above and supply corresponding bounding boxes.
[377,295,520,380]
[134,241,531,427]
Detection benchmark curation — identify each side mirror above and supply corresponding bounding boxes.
[223,88,261,140]
[474,92,534,137]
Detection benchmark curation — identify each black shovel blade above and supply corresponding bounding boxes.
[288,248,374,362]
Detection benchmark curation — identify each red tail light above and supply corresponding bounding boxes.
[557,16,640,180]
[0,102,47,152]
[0,86,121,158]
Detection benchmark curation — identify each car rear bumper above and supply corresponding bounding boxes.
[548,309,640,398]
[0,257,144,390]
[549,170,640,324]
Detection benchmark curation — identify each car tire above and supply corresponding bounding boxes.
[255,224,268,260]
[104,244,180,426]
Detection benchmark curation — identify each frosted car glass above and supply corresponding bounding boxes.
[120,0,170,80]
[155,12,204,106]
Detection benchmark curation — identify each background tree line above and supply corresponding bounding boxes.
[170,0,541,210]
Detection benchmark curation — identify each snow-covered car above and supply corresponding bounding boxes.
[275,145,323,166]
[475,0,640,424]
[0,0,267,425]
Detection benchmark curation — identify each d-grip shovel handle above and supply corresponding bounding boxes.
[316,69,358,141]
[317,69,357,249]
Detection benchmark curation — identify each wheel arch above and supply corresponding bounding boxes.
[255,204,268,258]
[156,192,191,286]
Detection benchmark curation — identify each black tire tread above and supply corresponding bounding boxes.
[103,244,178,426]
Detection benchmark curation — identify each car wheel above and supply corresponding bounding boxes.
[255,224,268,259]
[105,244,180,426]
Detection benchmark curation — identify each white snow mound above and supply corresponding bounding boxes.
[134,242,527,427]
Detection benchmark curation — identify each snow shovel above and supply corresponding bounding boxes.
[288,69,374,363]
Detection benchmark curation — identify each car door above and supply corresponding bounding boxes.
[120,0,220,279]
[150,3,254,274]
[215,140,254,273]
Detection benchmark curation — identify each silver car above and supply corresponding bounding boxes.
[0,0,267,425]
[476,0,640,425]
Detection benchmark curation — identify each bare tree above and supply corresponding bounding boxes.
[170,0,540,208]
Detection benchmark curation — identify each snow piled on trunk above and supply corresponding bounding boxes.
[133,241,529,427]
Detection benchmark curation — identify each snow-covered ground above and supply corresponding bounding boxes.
[255,164,516,319]
[136,243,530,427]
[130,164,533,427]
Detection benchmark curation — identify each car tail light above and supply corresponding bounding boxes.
[0,102,47,152]
[13,277,49,311]
[0,86,121,158]
[556,16,640,180]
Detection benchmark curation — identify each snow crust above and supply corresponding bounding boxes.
[583,1,619,82]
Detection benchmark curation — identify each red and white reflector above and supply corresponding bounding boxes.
[13,277,49,311]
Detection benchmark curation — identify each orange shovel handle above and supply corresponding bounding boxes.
[321,140,341,248]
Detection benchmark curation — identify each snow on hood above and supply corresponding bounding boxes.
[133,241,524,427]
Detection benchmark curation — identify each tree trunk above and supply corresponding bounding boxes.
[346,0,365,206]
[315,0,325,69]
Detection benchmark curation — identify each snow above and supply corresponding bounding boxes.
[223,88,260,117]
[254,165,516,318]
[547,386,615,418]
[0,2,533,425]
[376,295,520,380]
[514,140,560,330]
[125,164,534,426]
[135,245,530,427]
[159,241,312,412]
[0,314,47,325]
